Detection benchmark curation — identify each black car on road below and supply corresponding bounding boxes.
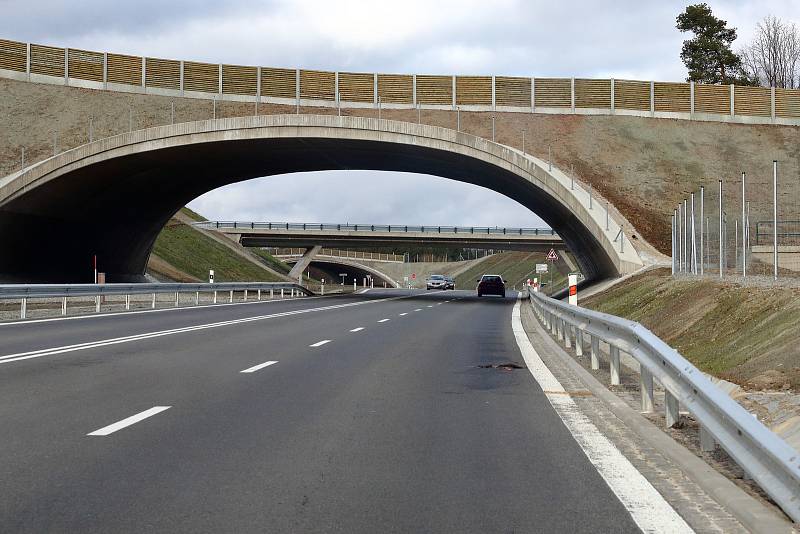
[477,275,506,297]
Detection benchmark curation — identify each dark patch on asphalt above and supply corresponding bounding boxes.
[477,362,526,370]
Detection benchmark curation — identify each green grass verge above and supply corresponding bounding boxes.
[249,248,292,275]
[152,221,283,282]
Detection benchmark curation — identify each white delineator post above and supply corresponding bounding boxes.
[568,274,578,306]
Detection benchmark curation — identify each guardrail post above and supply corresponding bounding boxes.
[575,329,584,356]
[665,390,680,427]
[590,336,600,369]
[95,295,101,313]
[20,297,27,319]
[151,293,156,309]
[640,368,654,412]
[195,291,199,306]
[244,289,248,302]
[609,345,620,385]
[257,289,261,301]
[174,291,179,307]
[564,322,572,348]
[270,289,274,299]
[62,296,68,315]
[229,290,234,303]
[280,288,284,298]
[125,294,130,311]
[213,290,218,304]
[699,426,717,452]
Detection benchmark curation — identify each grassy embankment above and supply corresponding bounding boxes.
[454,251,572,293]
[583,268,800,390]
[150,208,290,282]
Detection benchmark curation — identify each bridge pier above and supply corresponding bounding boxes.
[288,246,321,281]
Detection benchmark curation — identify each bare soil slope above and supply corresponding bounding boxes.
[583,269,800,391]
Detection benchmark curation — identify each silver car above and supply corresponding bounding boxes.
[426,274,447,290]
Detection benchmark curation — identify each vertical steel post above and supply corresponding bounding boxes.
[610,345,620,385]
[671,214,676,275]
[691,192,697,274]
[700,186,704,276]
[742,172,747,277]
[746,201,750,274]
[719,180,723,278]
[677,205,682,272]
[773,160,778,280]
[683,199,688,271]
[640,368,654,412]
[590,336,600,369]
[492,115,495,141]
[665,390,680,427]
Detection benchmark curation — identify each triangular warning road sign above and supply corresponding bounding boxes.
[546,248,559,261]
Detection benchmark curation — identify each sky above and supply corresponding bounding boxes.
[3,1,799,227]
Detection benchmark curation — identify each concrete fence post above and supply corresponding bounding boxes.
[590,336,600,369]
[665,390,680,427]
[609,345,620,385]
[640,368,654,412]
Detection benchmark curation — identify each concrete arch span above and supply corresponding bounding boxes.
[284,257,400,289]
[0,114,643,282]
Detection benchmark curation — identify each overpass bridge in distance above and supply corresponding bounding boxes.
[194,221,563,251]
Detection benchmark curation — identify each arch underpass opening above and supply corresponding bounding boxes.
[0,115,641,283]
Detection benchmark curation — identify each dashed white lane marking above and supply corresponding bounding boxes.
[414,309,422,312]
[87,406,171,436]
[377,319,390,323]
[350,327,365,332]
[510,300,694,534]
[240,360,278,373]
[399,313,408,316]
[426,305,434,308]
[0,297,409,365]
[309,340,332,347]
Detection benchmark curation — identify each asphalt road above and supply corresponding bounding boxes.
[0,289,641,533]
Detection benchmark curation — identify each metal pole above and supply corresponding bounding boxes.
[683,199,688,271]
[691,192,697,274]
[746,201,751,274]
[735,220,739,271]
[337,91,341,116]
[492,115,495,141]
[671,214,676,275]
[773,160,778,280]
[378,96,381,120]
[706,216,710,269]
[700,186,704,276]
[675,204,683,272]
[456,106,460,131]
[719,180,723,278]
[213,98,217,120]
[742,172,746,277]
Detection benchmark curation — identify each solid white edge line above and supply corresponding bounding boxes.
[0,294,326,327]
[350,327,365,332]
[309,340,331,347]
[240,360,278,373]
[510,299,694,534]
[87,406,171,436]
[0,296,412,365]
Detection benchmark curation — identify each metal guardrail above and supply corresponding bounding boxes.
[0,282,311,319]
[528,291,800,523]
[755,220,800,246]
[195,221,558,237]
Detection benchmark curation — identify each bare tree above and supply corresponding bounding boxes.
[741,15,800,88]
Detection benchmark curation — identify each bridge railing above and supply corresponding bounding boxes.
[194,220,558,237]
[0,282,311,320]
[528,290,800,523]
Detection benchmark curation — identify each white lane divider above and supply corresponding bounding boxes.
[350,327,365,332]
[510,300,694,533]
[87,406,171,436]
[377,319,390,323]
[309,340,332,347]
[414,308,422,312]
[0,297,407,366]
[399,313,408,316]
[426,305,434,308]
[240,360,278,373]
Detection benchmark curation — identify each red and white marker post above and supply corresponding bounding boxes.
[568,274,578,305]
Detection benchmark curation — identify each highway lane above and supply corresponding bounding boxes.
[0,289,643,533]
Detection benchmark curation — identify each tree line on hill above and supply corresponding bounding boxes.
[677,3,799,89]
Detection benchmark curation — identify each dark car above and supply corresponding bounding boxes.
[477,274,505,297]
[444,276,455,290]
